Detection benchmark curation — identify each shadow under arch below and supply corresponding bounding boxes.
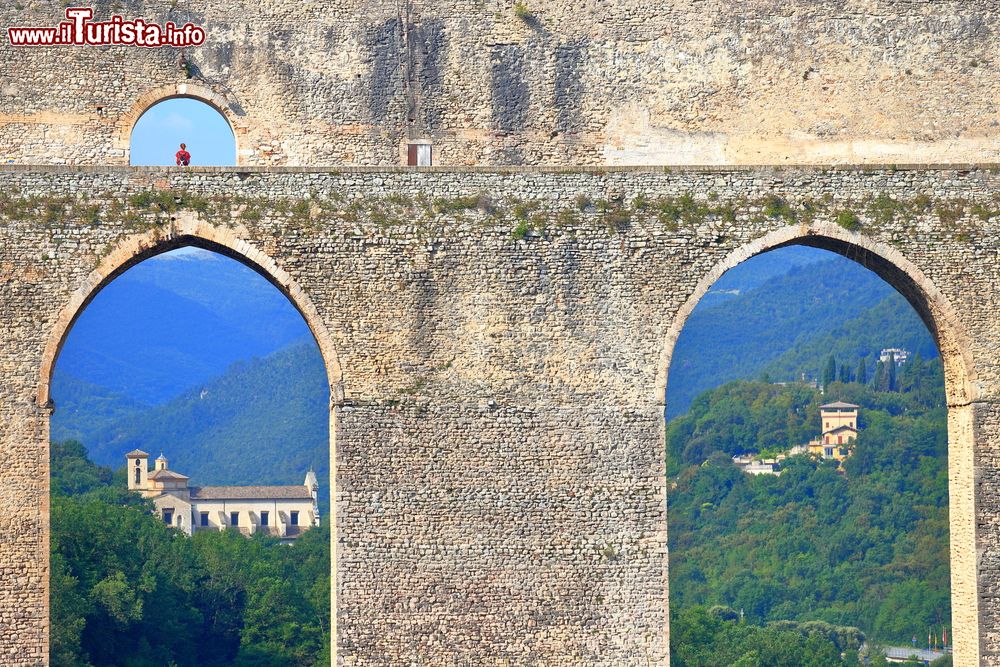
[37,215,342,656]
[655,221,981,664]
[115,82,248,165]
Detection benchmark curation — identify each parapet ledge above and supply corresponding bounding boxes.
[2,163,1000,175]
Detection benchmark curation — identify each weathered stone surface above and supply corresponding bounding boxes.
[4,2,1000,166]
[0,165,995,664]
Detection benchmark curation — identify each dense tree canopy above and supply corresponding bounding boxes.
[50,442,330,667]
[667,358,950,652]
[671,605,952,667]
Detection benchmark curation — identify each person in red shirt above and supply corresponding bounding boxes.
[175,143,191,166]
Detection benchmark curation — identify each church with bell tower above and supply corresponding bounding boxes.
[125,449,320,540]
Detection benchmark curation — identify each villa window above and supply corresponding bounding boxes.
[200,512,209,527]
[290,511,299,526]
[134,468,141,484]
[261,511,269,526]
[163,509,174,525]
[230,511,239,527]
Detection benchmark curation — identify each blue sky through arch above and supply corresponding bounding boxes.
[130,97,236,166]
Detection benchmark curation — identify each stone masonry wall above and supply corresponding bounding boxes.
[1,165,999,665]
[4,1,1000,166]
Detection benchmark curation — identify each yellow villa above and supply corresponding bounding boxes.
[807,401,860,462]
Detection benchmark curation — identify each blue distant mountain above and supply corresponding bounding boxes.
[50,248,329,503]
[52,340,330,508]
[698,245,830,306]
[666,249,937,418]
[53,248,311,405]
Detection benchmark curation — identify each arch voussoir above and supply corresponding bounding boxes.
[117,82,246,164]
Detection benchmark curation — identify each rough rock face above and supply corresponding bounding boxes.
[0,165,996,664]
[4,1,1000,166]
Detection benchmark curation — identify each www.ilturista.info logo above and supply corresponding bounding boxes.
[7,8,205,47]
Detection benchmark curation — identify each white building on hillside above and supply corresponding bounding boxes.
[732,454,781,476]
[880,348,911,365]
[126,450,320,540]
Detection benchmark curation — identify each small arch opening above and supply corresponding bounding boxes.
[129,97,236,167]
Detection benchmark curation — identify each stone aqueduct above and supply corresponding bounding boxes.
[4,1,1000,666]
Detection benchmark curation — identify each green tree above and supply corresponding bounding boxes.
[855,358,867,385]
[50,552,92,667]
[822,355,837,389]
[875,360,887,391]
[50,442,331,667]
[50,440,112,497]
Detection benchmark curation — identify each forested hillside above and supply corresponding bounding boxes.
[667,358,950,648]
[667,254,935,418]
[760,297,938,384]
[52,340,330,504]
[49,441,330,667]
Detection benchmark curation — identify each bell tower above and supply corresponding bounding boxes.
[304,468,320,526]
[126,449,150,490]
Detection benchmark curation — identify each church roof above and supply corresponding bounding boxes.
[125,449,150,458]
[820,401,860,409]
[148,469,189,481]
[190,485,313,500]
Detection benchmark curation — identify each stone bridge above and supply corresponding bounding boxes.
[0,164,997,665]
[6,0,1000,664]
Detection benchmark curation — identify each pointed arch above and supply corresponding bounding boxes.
[38,215,341,406]
[656,221,981,664]
[656,222,976,409]
[38,212,342,660]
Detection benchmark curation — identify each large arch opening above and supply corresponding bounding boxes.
[659,225,977,666]
[41,220,339,666]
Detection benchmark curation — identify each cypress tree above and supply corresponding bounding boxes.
[823,355,837,389]
[839,364,851,384]
[875,360,886,392]
[855,358,867,385]
[888,352,897,392]
[909,352,923,397]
